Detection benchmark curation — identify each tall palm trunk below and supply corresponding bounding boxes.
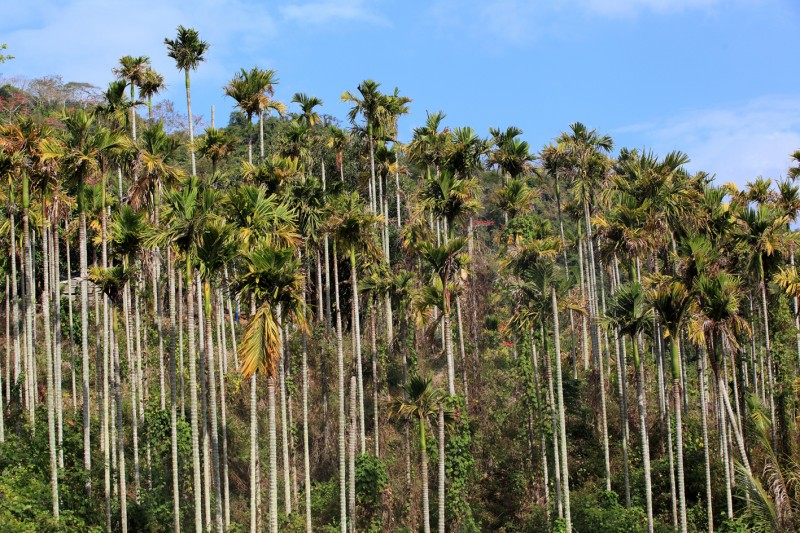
[670,338,687,533]
[349,247,366,453]
[551,286,571,533]
[204,282,223,532]
[456,296,469,406]
[216,288,231,529]
[301,304,312,533]
[542,322,563,518]
[22,176,35,424]
[186,266,203,533]
[249,372,258,533]
[370,302,380,457]
[8,208,21,407]
[123,282,140,496]
[269,376,279,533]
[443,295,456,397]
[102,198,112,532]
[278,321,292,517]
[348,375,357,533]
[112,310,128,533]
[184,69,197,176]
[633,338,653,533]
[52,226,64,468]
[438,405,445,533]
[167,250,180,533]
[198,278,212,530]
[420,412,431,533]
[333,247,348,533]
[759,275,778,450]
[42,214,60,519]
[698,346,714,533]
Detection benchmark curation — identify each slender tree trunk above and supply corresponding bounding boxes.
[65,225,76,414]
[542,322,562,518]
[699,346,714,533]
[421,413,431,533]
[52,226,64,469]
[198,277,212,530]
[301,306,312,533]
[187,267,203,533]
[22,183,35,425]
[168,250,180,533]
[204,283,223,532]
[216,288,231,529]
[348,375,357,533]
[438,404,445,533]
[634,339,654,533]
[444,296,456,397]
[269,376,279,533]
[370,302,380,457]
[456,296,469,407]
[113,312,128,533]
[333,247,347,533]
[349,248,366,453]
[760,276,778,451]
[552,287,571,532]
[179,274,186,418]
[123,283,140,497]
[42,216,60,520]
[670,338,687,533]
[250,372,258,533]
[9,209,21,408]
[278,320,292,517]
[185,69,197,176]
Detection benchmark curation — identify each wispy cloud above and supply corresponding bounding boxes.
[1,0,277,100]
[614,96,800,186]
[425,0,761,46]
[279,0,389,26]
[574,0,721,17]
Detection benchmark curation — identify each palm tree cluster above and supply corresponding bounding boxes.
[2,25,800,533]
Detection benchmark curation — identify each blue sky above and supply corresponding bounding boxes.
[3,0,799,186]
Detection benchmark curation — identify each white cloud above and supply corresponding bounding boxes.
[614,96,800,187]
[1,0,278,107]
[279,0,388,25]
[425,0,764,45]
[574,0,721,17]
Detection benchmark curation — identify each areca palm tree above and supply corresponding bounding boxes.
[109,205,149,497]
[488,128,533,182]
[41,109,124,493]
[129,120,184,210]
[225,67,282,164]
[136,67,166,122]
[237,244,307,533]
[558,122,613,375]
[736,204,789,449]
[292,92,323,127]
[196,219,238,532]
[389,374,450,533]
[329,192,382,453]
[114,55,149,139]
[151,175,215,532]
[164,25,208,176]
[648,275,693,533]
[606,282,655,533]
[342,80,410,213]
[691,272,755,518]
[90,262,138,533]
[197,127,236,175]
[419,237,468,396]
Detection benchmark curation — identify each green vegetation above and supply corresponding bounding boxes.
[1,25,800,533]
